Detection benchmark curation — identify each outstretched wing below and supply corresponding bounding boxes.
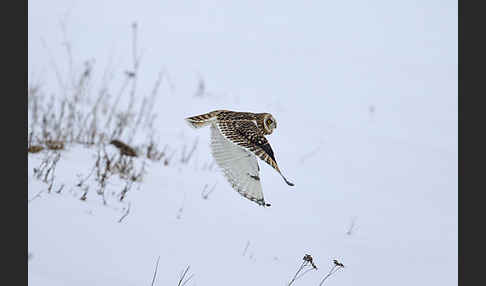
[217,120,294,186]
[210,124,270,207]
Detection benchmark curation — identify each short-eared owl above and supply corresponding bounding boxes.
[185,110,294,207]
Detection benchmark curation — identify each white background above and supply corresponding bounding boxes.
[28,1,457,285]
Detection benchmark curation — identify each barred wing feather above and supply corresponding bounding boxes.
[210,124,270,207]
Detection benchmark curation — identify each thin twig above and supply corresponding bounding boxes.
[318,260,344,286]
[28,189,45,203]
[178,265,194,286]
[346,217,357,236]
[294,267,315,281]
[242,240,250,256]
[118,202,131,223]
[201,182,217,200]
[126,22,140,119]
[299,146,321,164]
[288,261,307,286]
[319,265,336,285]
[288,254,318,285]
[150,256,160,286]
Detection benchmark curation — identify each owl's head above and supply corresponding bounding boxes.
[261,113,277,135]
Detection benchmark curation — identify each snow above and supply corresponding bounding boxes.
[28,0,457,285]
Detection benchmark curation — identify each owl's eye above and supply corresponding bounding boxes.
[266,119,273,125]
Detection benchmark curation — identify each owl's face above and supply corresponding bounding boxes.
[262,113,277,135]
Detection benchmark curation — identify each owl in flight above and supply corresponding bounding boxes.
[185,110,294,207]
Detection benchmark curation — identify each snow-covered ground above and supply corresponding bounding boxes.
[28,1,457,285]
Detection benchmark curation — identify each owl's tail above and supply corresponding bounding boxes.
[185,110,225,129]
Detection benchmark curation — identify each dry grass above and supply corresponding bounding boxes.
[177,265,194,286]
[28,145,44,153]
[28,22,165,159]
[150,256,161,286]
[287,254,319,286]
[286,255,345,286]
[318,259,344,285]
[110,139,138,157]
[46,140,65,150]
[28,22,204,212]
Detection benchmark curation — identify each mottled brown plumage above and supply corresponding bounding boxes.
[185,110,294,206]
